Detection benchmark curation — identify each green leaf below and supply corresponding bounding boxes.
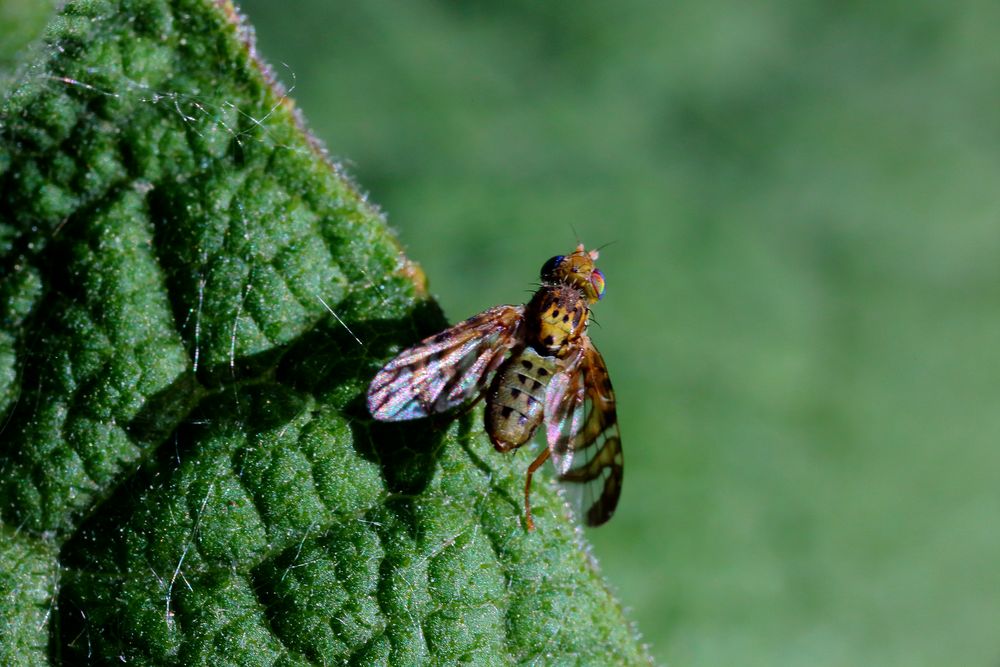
[0,0,650,664]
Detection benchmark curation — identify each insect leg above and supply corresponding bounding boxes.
[455,387,488,418]
[523,447,551,531]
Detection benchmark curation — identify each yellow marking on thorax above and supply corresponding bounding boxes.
[530,285,590,357]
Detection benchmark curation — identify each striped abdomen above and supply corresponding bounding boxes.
[486,348,563,451]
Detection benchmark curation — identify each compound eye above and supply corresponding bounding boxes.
[590,268,606,300]
[540,255,564,280]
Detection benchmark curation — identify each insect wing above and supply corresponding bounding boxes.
[368,305,525,421]
[543,339,622,526]
[543,349,585,473]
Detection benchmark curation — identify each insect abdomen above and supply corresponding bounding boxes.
[486,348,562,452]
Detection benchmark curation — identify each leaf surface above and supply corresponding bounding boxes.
[0,1,650,664]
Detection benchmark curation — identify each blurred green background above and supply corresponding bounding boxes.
[7,1,1000,664]
[236,3,1000,664]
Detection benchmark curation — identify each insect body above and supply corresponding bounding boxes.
[367,244,622,530]
[486,348,562,453]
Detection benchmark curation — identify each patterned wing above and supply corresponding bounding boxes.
[368,305,525,421]
[543,338,622,526]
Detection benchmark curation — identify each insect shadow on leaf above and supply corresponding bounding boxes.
[280,299,453,499]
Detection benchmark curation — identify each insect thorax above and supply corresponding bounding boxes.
[486,348,563,452]
[526,284,590,358]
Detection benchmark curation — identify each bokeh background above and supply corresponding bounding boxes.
[6,1,1000,664]
[235,3,1000,664]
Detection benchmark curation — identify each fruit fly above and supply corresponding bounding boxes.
[367,244,622,530]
